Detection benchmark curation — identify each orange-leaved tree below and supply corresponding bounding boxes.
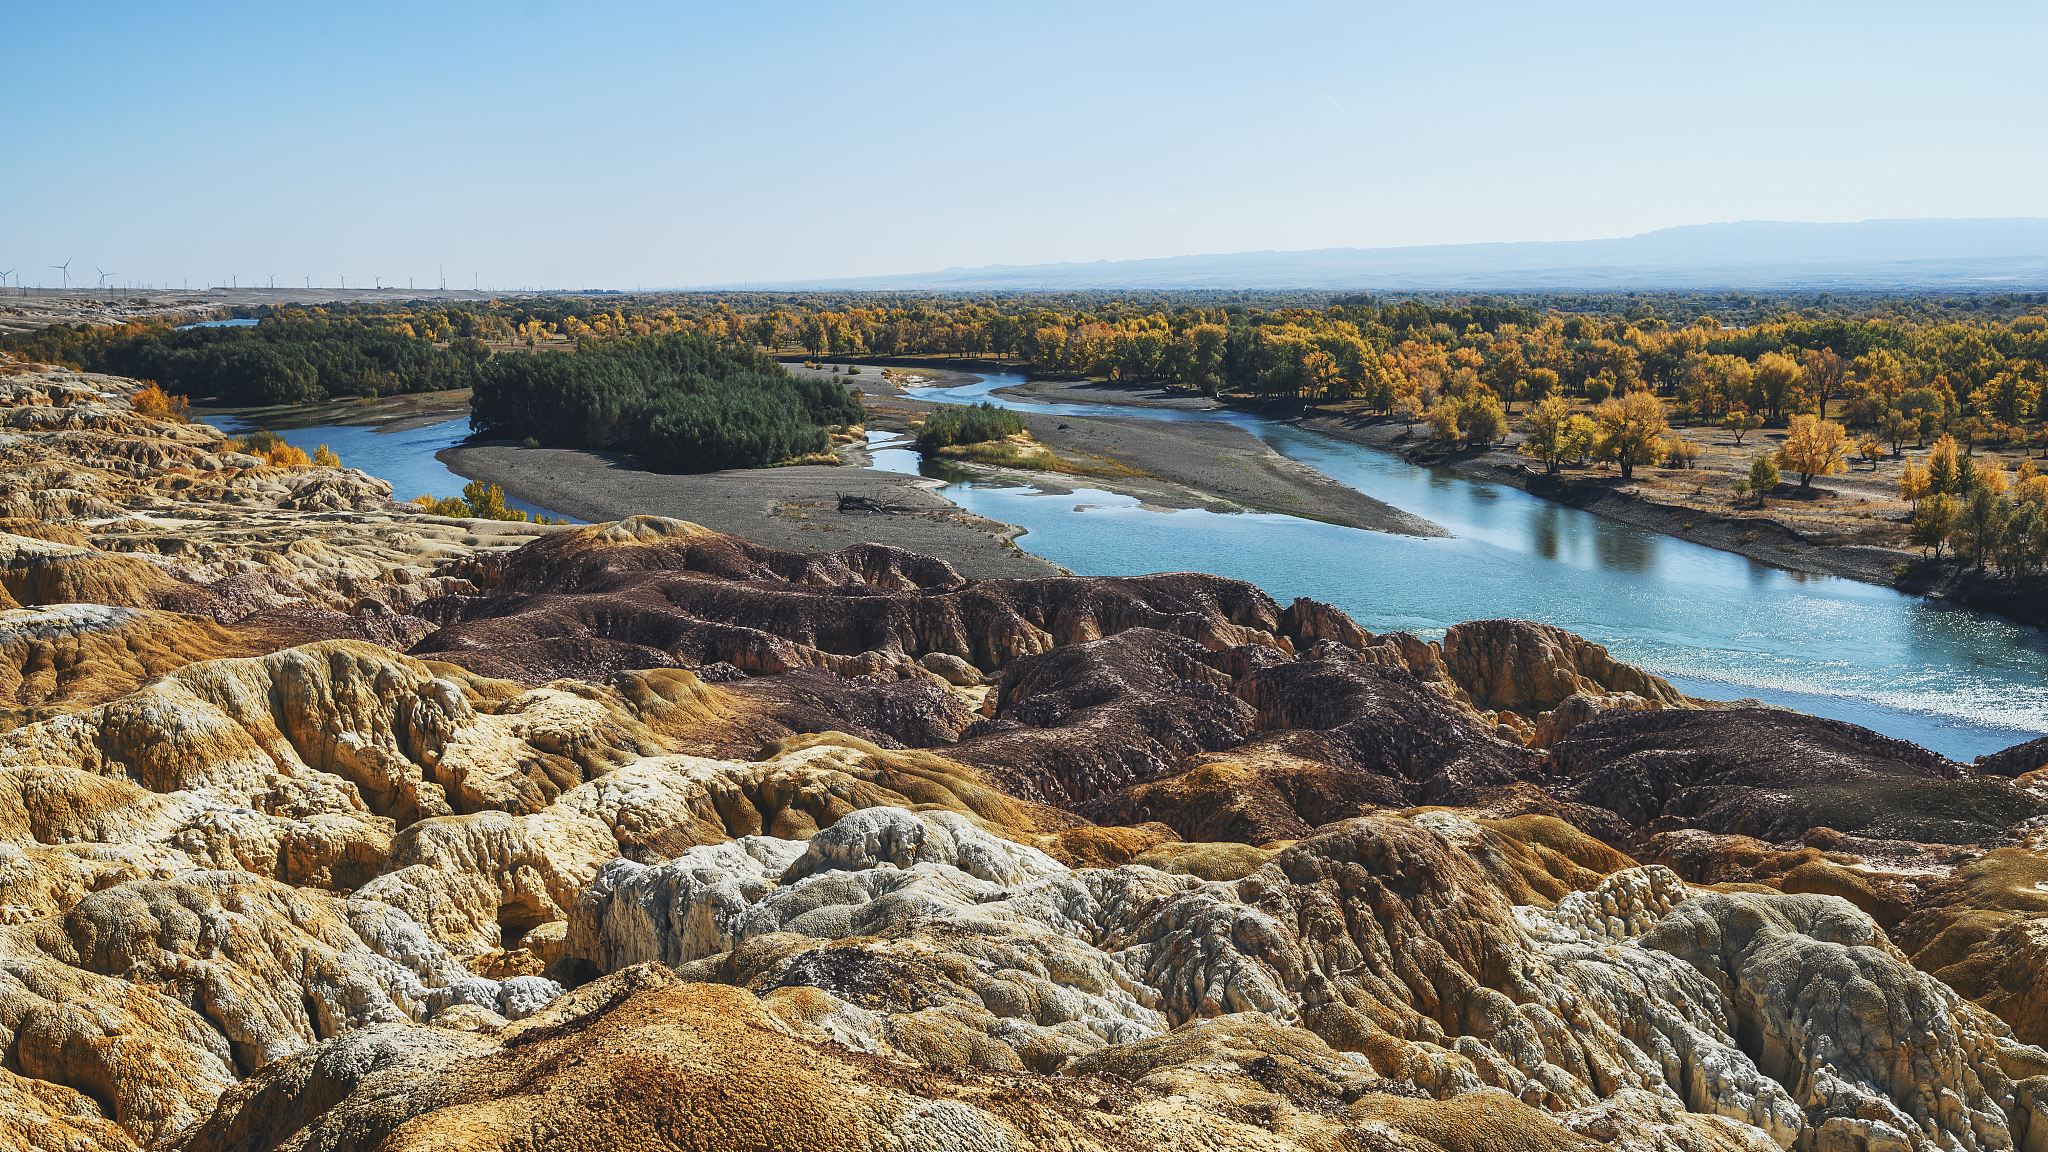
[1899,457,1931,505]
[1592,390,1668,480]
[130,381,189,423]
[1774,414,1849,489]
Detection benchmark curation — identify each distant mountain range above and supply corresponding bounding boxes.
[743,219,2048,293]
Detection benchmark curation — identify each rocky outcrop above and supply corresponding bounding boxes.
[414,519,1299,692]
[1441,619,1692,718]
[179,962,1614,1152]
[566,806,2048,1152]
[0,869,498,1145]
[1641,891,2048,1152]
[1976,734,2048,778]
[1062,652,1536,840]
[1552,707,2038,844]
[1897,830,2048,1048]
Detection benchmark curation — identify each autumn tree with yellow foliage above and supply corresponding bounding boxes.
[1899,457,1931,504]
[129,382,189,422]
[1591,391,1668,480]
[1774,415,1850,489]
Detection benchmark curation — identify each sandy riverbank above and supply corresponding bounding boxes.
[983,372,1929,588]
[438,439,1066,580]
[438,361,1444,579]
[1287,409,1917,586]
[803,364,1445,537]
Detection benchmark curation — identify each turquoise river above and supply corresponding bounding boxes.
[262,372,2047,762]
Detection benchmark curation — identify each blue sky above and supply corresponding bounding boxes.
[8,1,2045,288]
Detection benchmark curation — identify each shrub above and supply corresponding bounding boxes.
[1457,396,1508,446]
[917,403,1026,449]
[1663,437,1701,468]
[411,483,532,521]
[219,428,315,466]
[239,429,284,456]
[522,436,540,449]
[461,480,528,521]
[1747,454,1780,503]
[129,381,189,422]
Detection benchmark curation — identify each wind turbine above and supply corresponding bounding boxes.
[50,259,71,290]
[95,267,113,290]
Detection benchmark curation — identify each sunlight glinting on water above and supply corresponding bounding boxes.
[883,375,2048,761]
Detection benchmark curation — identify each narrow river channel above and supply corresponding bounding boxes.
[873,372,2048,761]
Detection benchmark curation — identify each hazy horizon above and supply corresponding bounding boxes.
[10,2,2047,289]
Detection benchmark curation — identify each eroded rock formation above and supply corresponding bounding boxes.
[0,355,2044,1150]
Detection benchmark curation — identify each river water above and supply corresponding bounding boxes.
[870,372,2047,762]
[242,417,568,522]
[234,373,2043,760]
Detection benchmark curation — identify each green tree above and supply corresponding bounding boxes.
[987,314,1023,359]
[1801,347,1846,420]
[2001,501,2047,576]
[1954,488,2010,570]
[1911,492,1959,559]
[1565,414,1598,465]
[1518,394,1578,473]
[1753,352,1802,423]
[916,403,1025,449]
[1747,454,1780,504]
[1458,395,1508,446]
[1927,435,1961,495]
[1882,410,1914,456]
[1427,395,1462,442]
[1189,324,1228,396]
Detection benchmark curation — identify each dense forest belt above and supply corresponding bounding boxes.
[437,441,1064,580]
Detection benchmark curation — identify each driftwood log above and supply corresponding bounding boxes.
[837,494,924,515]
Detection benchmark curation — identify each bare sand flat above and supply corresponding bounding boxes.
[439,442,1066,580]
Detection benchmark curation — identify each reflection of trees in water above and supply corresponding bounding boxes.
[1593,522,1656,573]
[920,457,973,484]
[1528,503,1562,561]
